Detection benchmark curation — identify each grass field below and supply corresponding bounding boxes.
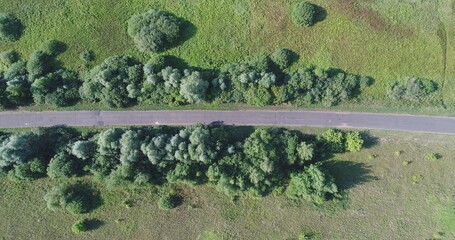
[0,128,454,239]
[0,0,454,111]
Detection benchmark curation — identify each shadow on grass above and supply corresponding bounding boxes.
[360,131,380,149]
[313,4,328,25]
[324,160,378,191]
[86,218,105,231]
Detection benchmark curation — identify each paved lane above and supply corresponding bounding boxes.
[0,110,454,134]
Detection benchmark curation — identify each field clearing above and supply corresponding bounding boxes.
[0,0,454,110]
[0,128,454,239]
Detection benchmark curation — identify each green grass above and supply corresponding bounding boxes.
[0,0,454,112]
[0,129,454,239]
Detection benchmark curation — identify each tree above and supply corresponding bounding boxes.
[292,2,317,27]
[345,131,364,153]
[80,56,143,107]
[318,129,345,153]
[127,10,182,52]
[0,13,24,42]
[8,158,46,181]
[31,70,81,107]
[285,164,338,204]
[297,142,314,163]
[47,150,83,178]
[71,140,96,160]
[0,132,37,168]
[119,130,143,164]
[27,50,54,81]
[179,71,208,103]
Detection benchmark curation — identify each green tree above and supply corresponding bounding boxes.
[71,140,96,160]
[127,10,183,52]
[292,2,317,27]
[80,56,143,107]
[0,13,24,42]
[47,150,83,178]
[27,50,54,81]
[179,71,208,103]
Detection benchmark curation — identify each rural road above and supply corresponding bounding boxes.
[0,110,455,134]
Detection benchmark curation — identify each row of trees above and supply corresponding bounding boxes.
[0,44,371,109]
[0,126,364,201]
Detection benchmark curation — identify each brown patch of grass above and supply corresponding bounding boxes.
[333,0,413,37]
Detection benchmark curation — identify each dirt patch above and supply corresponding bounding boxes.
[333,0,413,37]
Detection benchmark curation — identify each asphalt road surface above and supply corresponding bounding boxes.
[0,110,454,134]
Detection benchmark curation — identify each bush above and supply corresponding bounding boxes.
[158,193,180,210]
[318,129,345,153]
[387,77,438,104]
[270,48,295,69]
[285,164,338,204]
[426,153,440,161]
[44,182,98,215]
[0,13,24,42]
[127,10,182,52]
[345,131,364,153]
[71,219,88,234]
[8,158,46,181]
[0,50,20,65]
[292,2,316,27]
[80,50,95,63]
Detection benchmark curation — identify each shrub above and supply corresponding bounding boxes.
[8,158,46,181]
[387,77,438,103]
[426,153,440,161]
[318,129,345,153]
[345,131,364,153]
[285,164,338,204]
[80,50,95,62]
[0,13,24,42]
[270,48,295,69]
[0,50,20,65]
[71,219,88,233]
[292,2,316,27]
[41,40,67,56]
[158,193,180,210]
[44,182,98,214]
[127,10,182,52]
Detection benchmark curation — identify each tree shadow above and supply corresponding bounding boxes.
[163,55,190,69]
[313,5,327,25]
[324,160,378,191]
[360,131,380,149]
[85,218,105,231]
[177,19,197,48]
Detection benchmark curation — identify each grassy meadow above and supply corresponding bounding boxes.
[0,0,454,112]
[0,128,454,239]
